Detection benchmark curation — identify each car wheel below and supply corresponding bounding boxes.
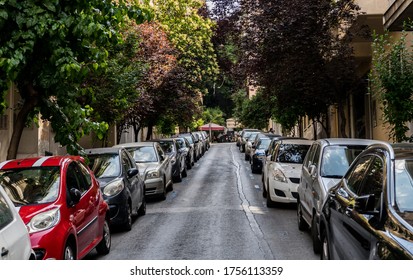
[262,176,267,198]
[312,216,322,254]
[266,189,276,208]
[182,165,187,178]
[63,241,76,260]
[138,195,146,216]
[320,229,330,260]
[244,153,249,161]
[122,204,132,231]
[160,180,167,200]
[297,200,308,231]
[96,220,111,255]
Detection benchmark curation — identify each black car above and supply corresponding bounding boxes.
[179,133,199,162]
[86,147,146,231]
[319,142,413,259]
[250,137,272,174]
[153,138,187,183]
[174,136,194,170]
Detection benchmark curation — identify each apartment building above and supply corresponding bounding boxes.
[303,0,413,142]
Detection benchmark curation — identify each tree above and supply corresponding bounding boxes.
[370,29,413,142]
[0,0,149,158]
[211,0,364,135]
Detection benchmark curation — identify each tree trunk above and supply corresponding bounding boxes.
[133,124,141,142]
[338,104,348,138]
[146,125,153,140]
[7,85,39,160]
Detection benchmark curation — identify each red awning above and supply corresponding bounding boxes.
[199,123,226,131]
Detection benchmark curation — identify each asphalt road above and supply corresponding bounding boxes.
[86,142,318,260]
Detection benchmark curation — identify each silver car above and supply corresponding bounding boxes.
[296,138,379,254]
[114,142,173,200]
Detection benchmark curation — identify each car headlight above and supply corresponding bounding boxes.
[272,169,288,183]
[146,170,160,179]
[103,178,124,197]
[27,208,60,233]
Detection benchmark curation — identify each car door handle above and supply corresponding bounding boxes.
[1,247,9,257]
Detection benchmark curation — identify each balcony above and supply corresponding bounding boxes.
[384,0,413,31]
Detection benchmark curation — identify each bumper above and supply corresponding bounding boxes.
[145,178,164,195]
[269,181,299,204]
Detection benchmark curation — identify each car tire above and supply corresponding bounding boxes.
[297,200,308,231]
[96,220,111,255]
[312,216,322,254]
[122,204,132,231]
[320,228,330,260]
[63,241,76,260]
[266,190,276,208]
[160,181,167,200]
[182,165,187,178]
[138,196,146,216]
[262,176,267,198]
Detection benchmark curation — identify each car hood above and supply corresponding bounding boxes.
[137,162,159,175]
[17,204,55,225]
[277,163,302,177]
[320,177,340,192]
[95,177,119,188]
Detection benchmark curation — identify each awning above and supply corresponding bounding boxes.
[199,123,226,131]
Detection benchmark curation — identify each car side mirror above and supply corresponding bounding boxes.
[355,194,377,214]
[69,188,81,206]
[127,168,139,178]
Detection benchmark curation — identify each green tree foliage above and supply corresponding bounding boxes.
[202,107,225,126]
[370,29,413,142]
[0,0,149,158]
[232,89,271,130]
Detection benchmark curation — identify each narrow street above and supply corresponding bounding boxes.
[87,142,318,260]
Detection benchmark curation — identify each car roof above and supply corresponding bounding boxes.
[0,156,82,169]
[278,139,314,145]
[114,142,156,148]
[315,138,381,146]
[85,147,122,155]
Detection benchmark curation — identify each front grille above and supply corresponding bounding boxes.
[289,177,300,184]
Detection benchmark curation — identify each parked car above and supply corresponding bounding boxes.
[0,184,35,260]
[264,138,313,207]
[244,131,261,161]
[262,137,307,199]
[153,138,187,183]
[179,133,199,162]
[248,132,281,163]
[115,142,173,200]
[85,147,146,231]
[174,136,194,170]
[239,129,260,152]
[0,156,111,260]
[250,137,272,174]
[319,142,413,259]
[296,138,378,253]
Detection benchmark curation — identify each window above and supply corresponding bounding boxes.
[0,192,13,230]
[345,156,372,194]
[121,151,133,172]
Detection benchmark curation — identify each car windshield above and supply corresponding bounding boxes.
[88,154,121,178]
[257,139,271,150]
[277,144,310,164]
[183,136,194,144]
[127,146,158,163]
[320,145,366,178]
[394,159,413,214]
[159,141,175,154]
[0,167,60,206]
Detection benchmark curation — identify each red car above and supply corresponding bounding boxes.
[0,156,111,260]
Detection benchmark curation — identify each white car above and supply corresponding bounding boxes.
[264,138,313,207]
[296,138,379,254]
[0,184,34,260]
